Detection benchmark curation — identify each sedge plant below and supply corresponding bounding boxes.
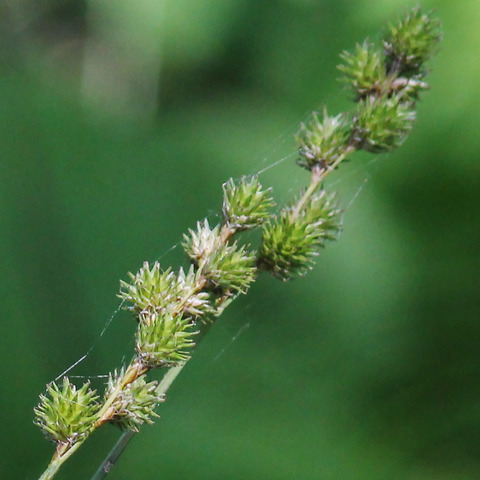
[34,7,442,479]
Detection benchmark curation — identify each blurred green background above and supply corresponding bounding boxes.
[1,1,480,479]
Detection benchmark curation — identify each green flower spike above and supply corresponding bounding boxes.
[32,9,442,480]
[296,109,352,171]
[351,94,416,153]
[259,190,342,280]
[119,261,212,320]
[384,7,442,75]
[222,176,275,231]
[105,369,164,432]
[183,220,257,293]
[34,377,100,446]
[136,310,197,368]
[338,41,387,98]
[119,262,177,315]
[183,220,221,267]
[206,240,257,293]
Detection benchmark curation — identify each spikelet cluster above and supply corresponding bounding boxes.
[34,378,99,446]
[259,190,342,280]
[105,369,164,431]
[34,9,441,467]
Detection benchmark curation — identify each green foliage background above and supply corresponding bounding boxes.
[1,1,480,478]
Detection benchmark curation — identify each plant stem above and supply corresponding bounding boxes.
[38,442,84,480]
[291,166,323,218]
[91,364,185,480]
[292,146,355,219]
[91,430,136,480]
[90,292,224,479]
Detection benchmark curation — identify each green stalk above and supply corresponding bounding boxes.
[291,145,355,219]
[91,365,185,480]
[38,442,84,480]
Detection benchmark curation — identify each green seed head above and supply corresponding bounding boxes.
[384,7,442,75]
[296,109,351,171]
[34,377,100,446]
